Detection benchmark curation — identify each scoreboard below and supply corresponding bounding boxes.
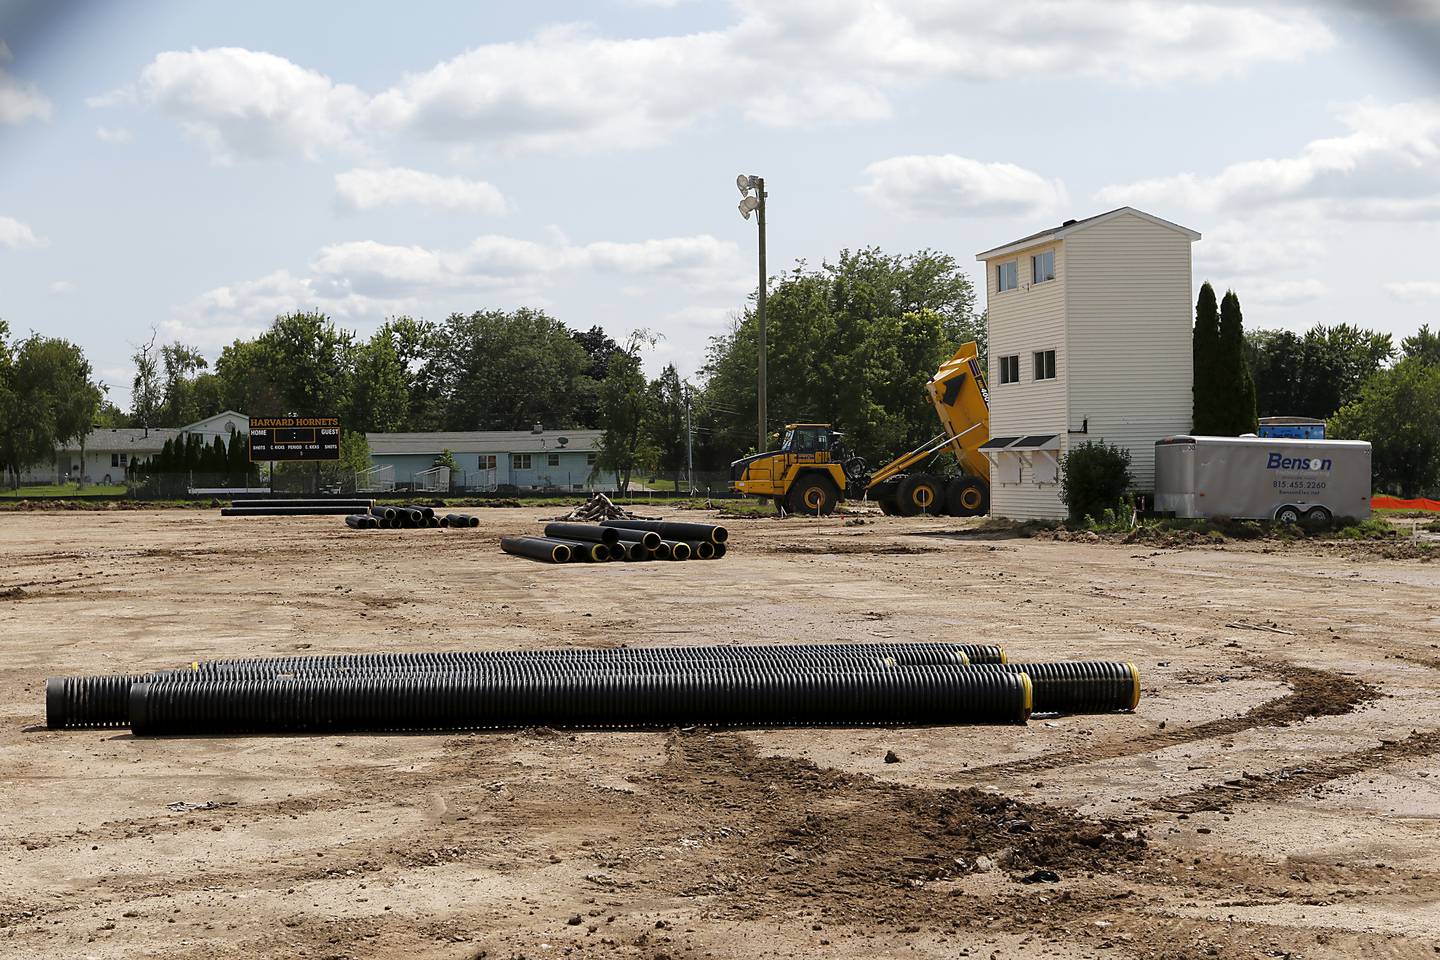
[248,416,341,462]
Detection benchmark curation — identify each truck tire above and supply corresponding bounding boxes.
[1274,505,1301,524]
[788,475,838,516]
[946,477,989,517]
[896,474,943,516]
[876,498,898,516]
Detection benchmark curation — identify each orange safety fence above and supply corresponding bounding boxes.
[1373,495,1440,512]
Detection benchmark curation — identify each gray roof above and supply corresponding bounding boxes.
[60,427,182,453]
[976,206,1201,261]
[366,429,603,456]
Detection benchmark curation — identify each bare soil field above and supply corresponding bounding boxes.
[1,508,1438,960]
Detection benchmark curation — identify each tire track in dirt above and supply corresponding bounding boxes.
[1152,728,1440,814]
[950,662,1378,781]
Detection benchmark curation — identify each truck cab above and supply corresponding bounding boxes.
[730,424,852,515]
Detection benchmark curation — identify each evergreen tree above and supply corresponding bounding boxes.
[1218,290,1258,435]
[1192,282,1221,433]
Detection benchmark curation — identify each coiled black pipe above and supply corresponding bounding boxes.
[601,519,727,544]
[128,666,1030,735]
[956,644,1005,664]
[500,536,571,563]
[969,662,1139,714]
[606,527,663,550]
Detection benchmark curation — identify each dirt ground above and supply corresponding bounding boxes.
[1,507,1438,960]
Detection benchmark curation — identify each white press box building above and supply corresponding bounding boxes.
[976,207,1200,520]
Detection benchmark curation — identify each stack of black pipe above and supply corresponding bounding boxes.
[503,518,728,563]
[45,642,1141,736]
[343,505,478,530]
[222,498,374,517]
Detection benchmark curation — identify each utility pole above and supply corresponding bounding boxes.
[755,177,767,454]
[684,382,694,495]
[736,173,768,452]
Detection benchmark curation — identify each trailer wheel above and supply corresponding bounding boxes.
[789,475,839,516]
[1274,505,1301,524]
[896,474,943,516]
[946,477,989,517]
[1304,505,1332,527]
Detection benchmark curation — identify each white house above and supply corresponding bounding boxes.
[25,410,250,485]
[975,207,1200,520]
[366,428,604,492]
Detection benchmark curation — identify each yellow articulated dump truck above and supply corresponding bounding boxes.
[729,341,991,517]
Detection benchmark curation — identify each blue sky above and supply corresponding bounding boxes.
[1,0,1438,410]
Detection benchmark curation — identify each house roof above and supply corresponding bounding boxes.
[60,427,183,453]
[366,429,604,456]
[182,410,248,430]
[975,206,1201,261]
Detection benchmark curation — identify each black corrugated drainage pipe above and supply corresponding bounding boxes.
[542,538,609,562]
[956,644,1005,664]
[601,519,727,544]
[370,505,398,522]
[969,662,1139,714]
[500,536,571,563]
[127,666,1031,735]
[345,514,379,529]
[231,499,375,508]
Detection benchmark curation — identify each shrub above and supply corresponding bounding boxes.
[1059,441,1133,523]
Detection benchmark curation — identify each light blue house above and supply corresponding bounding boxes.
[364,428,604,492]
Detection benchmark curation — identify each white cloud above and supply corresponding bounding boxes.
[334,167,508,215]
[1385,280,1440,302]
[169,232,744,344]
[1242,278,1329,306]
[103,3,1334,159]
[1195,212,1325,278]
[858,155,1068,218]
[0,215,46,249]
[1098,98,1440,219]
[0,45,52,125]
[135,47,369,162]
[49,280,75,295]
[95,126,133,144]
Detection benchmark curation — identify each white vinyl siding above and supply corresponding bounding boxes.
[1064,211,1194,493]
[986,240,1069,520]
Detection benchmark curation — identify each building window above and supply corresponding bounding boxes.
[1033,350,1057,381]
[1031,250,1055,283]
[111,453,120,467]
[478,454,497,470]
[586,453,597,466]
[996,260,1018,292]
[119,454,127,466]
[547,453,560,467]
[998,355,1020,385]
[512,453,532,470]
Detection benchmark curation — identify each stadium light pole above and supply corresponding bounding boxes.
[737,174,767,452]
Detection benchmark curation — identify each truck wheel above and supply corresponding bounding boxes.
[946,478,989,517]
[876,497,898,516]
[788,476,838,516]
[896,474,943,516]
[1304,506,1332,526]
[1274,505,1301,524]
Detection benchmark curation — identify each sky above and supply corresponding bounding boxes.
[1,0,1438,411]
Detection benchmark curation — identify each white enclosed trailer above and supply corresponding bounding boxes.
[1154,435,1371,523]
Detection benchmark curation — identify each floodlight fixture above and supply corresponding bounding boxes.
[736,173,754,196]
[738,195,760,220]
